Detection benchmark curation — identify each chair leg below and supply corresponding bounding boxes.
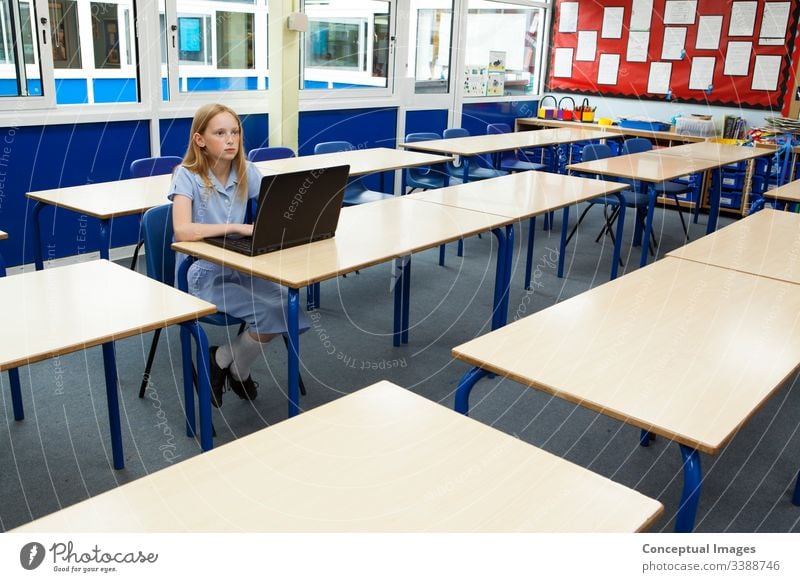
[129,239,145,271]
[671,194,690,241]
[190,363,216,439]
[139,328,162,398]
[282,335,307,396]
[595,205,619,242]
[564,204,595,247]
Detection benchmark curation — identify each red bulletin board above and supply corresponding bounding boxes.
[547,0,800,110]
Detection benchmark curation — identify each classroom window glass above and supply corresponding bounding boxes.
[302,0,391,90]
[465,0,544,97]
[50,1,81,68]
[409,0,452,94]
[0,0,44,97]
[172,0,266,94]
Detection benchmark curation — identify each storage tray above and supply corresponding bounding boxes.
[618,119,671,132]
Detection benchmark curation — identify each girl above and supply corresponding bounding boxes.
[169,103,309,407]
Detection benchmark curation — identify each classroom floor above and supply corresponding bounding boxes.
[2,204,799,533]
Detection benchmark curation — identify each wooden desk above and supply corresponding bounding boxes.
[255,147,452,179]
[0,260,216,467]
[451,257,800,531]
[515,117,706,144]
[652,141,772,166]
[399,127,611,180]
[761,178,800,205]
[173,197,518,418]
[27,174,173,270]
[14,381,662,532]
[408,171,628,284]
[668,209,800,285]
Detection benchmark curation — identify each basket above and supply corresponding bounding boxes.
[557,96,575,121]
[575,98,595,123]
[537,95,557,119]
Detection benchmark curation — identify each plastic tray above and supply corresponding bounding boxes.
[618,119,671,132]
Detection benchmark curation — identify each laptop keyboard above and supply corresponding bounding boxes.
[206,235,253,254]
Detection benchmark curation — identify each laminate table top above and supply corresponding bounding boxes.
[14,381,663,532]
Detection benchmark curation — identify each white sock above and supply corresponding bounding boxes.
[230,331,263,381]
[215,343,234,369]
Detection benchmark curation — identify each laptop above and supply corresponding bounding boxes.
[205,165,349,256]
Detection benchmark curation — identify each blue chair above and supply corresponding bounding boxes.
[565,143,652,265]
[443,128,507,182]
[313,141,393,206]
[486,123,546,173]
[247,146,295,162]
[138,204,306,402]
[129,156,183,271]
[404,132,448,193]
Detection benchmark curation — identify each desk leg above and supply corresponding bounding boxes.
[98,219,110,261]
[101,341,124,470]
[706,169,721,234]
[8,368,23,420]
[610,193,626,280]
[524,216,536,290]
[190,322,212,452]
[501,224,514,323]
[793,470,800,506]
[676,444,702,533]
[31,201,46,271]
[180,325,196,439]
[640,185,657,268]
[287,287,301,418]
[455,367,491,415]
[557,206,570,279]
[402,257,411,344]
[490,227,508,330]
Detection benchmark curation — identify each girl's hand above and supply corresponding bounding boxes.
[238,223,254,237]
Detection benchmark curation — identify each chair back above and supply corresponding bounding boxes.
[443,128,493,171]
[581,143,613,162]
[486,123,512,135]
[130,156,182,179]
[141,204,175,287]
[405,132,444,188]
[247,146,295,162]
[622,138,652,155]
[314,141,354,155]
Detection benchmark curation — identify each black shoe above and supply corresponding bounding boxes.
[228,373,258,400]
[208,346,228,408]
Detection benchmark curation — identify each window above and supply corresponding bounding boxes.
[50,1,82,69]
[0,0,44,97]
[170,0,265,94]
[408,0,452,94]
[302,0,391,90]
[465,0,545,97]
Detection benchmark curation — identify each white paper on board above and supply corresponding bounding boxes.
[752,54,781,91]
[759,2,790,39]
[576,31,597,61]
[696,15,723,50]
[602,7,624,39]
[630,0,653,30]
[553,47,574,78]
[661,27,687,60]
[664,1,697,25]
[647,62,672,94]
[688,56,715,90]
[597,54,621,85]
[729,1,757,36]
[723,41,752,76]
[627,31,650,62]
[559,2,579,33]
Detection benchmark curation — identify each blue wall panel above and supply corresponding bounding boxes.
[298,107,397,191]
[93,79,137,103]
[461,101,538,135]
[405,109,448,138]
[185,77,257,92]
[0,79,43,97]
[0,121,150,267]
[55,79,89,104]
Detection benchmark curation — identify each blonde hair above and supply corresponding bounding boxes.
[182,103,248,199]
